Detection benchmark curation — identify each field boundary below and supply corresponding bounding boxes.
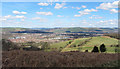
[61,40,75,52]
[61,37,92,52]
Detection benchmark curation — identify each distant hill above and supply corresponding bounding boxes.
[48,27,118,33]
[1,27,53,33]
[11,30,53,33]
[1,27,118,34]
[1,27,29,33]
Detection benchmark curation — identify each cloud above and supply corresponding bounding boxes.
[4,15,12,18]
[54,3,66,9]
[1,15,13,21]
[13,11,27,14]
[89,15,103,19]
[81,20,88,23]
[72,5,86,10]
[83,9,97,12]
[32,17,41,20]
[21,12,27,14]
[96,1,118,13]
[110,9,118,13]
[81,5,86,8]
[72,7,81,10]
[74,15,82,17]
[1,15,26,23]
[3,15,25,19]
[38,3,49,6]
[15,15,25,19]
[96,1,118,10]
[57,15,64,17]
[0,18,7,22]
[13,11,20,14]
[74,9,97,17]
[63,7,68,9]
[36,12,53,16]
[97,19,118,25]
[32,17,48,22]
[71,24,75,26]
[75,7,81,10]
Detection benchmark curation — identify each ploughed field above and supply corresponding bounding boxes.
[2,50,119,67]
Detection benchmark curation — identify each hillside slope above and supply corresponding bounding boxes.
[48,36,119,53]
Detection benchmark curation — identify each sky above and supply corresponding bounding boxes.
[0,0,119,28]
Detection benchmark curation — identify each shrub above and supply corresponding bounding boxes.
[116,45,119,47]
[73,45,76,47]
[85,50,88,52]
[42,42,50,50]
[91,46,99,52]
[100,44,106,52]
[2,51,119,67]
[69,41,72,44]
[1,39,19,51]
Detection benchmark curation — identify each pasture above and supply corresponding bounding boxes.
[47,36,119,53]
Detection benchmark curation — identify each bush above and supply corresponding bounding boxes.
[73,45,76,47]
[1,39,19,51]
[91,46,99,52]
[100,44,106,52]
[42,42,50,50]
[2,51,119,67]
[85,50,88,52]
[116,45,119,47]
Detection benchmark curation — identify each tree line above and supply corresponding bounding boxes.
[1,39,50,51]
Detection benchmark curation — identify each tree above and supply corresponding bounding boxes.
[91,46,99,52]
[73,45,76,47]
[1,39,19,51]
[42,42,50,50]
[115,48,118,53]
[69,41,72,44]
[100,44,106,52]
[85,50,88,52]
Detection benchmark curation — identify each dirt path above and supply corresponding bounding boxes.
[61,37,93,52]
[61,40,75,52]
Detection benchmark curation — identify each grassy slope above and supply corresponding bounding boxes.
[48,36,119,53]
[61,38,91,52]
[81,36,118,53]
[70,38,90,47]
[82,36,118,47]
[46,40,72,51]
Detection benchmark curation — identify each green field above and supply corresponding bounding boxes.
[82,36,118,47]
[47,36,119,53]
[70,38,91,47]
[61,37,91,52]
[80,36,118,53]
[46,40,72,51]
